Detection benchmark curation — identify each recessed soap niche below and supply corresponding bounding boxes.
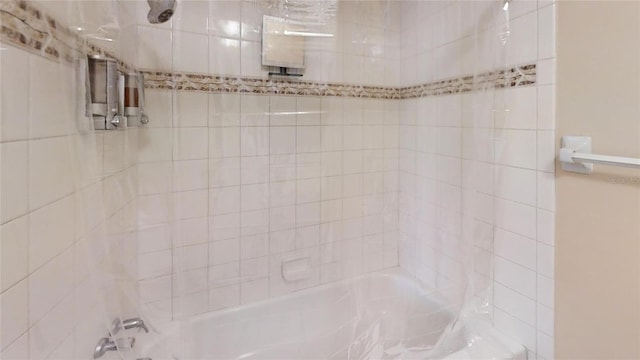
[87,55,148,130]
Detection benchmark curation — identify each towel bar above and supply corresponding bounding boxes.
[560,136,640,174]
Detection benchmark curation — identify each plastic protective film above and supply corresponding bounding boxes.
[3,0,144,358]
[29,0,518,359]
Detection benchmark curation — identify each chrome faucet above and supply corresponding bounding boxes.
[122,318,149,333]
[112,317,149,334]
[94,337,135,359]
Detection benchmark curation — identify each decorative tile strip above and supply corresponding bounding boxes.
[143,63,536,100]
[142,71,405,99]
[1,0,535,100]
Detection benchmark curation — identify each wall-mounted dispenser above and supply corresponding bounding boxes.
[87,55,125,130]
[124,72,149,127]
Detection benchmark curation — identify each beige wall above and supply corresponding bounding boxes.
[556,1,640,358]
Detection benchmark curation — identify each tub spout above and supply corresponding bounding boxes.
[94,337,135,359]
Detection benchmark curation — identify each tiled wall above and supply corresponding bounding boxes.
[133,0,405,323]
[0,1,141,359]
[0,45,139,359]
[1,0,556,359]
[136,0,396,86]
[137,91,400,321]
[397,1,555,359]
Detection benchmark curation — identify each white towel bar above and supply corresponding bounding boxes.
[559,136,640,174]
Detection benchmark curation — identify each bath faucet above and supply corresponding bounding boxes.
[121,317,149,333]
[94,337,135,359]
[112,318,149,334]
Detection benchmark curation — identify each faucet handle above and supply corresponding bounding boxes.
[122,317,149,333]
[111,317,149,334]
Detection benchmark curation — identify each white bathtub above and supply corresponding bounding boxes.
[138,269,525,360]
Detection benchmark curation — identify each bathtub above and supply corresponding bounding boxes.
[138,269,525,360]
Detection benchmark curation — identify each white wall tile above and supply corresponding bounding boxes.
[138,26,172,71]
[0,331,28,359]
[240,41,263,77]
[241,278,269,304]
[537,242,555,278]
[241,235,268,260]
[29,55,71,139]
[495,130,537,169]
[173,159,208,192]
[494,308,537,352]
[0,216,28,292]
[495,87,538,130]
[537,303,554,336]
[0,279,28,351]
[496,198,536,239]
[175,92,208,127]
[210,158,240,188]
[209,94,240,127]
[209,239,240,266]
[495,228,537,270]
[138,128,173,163]
[138,193,171,226]
[138,250,172,279]
[241,156,269,185]
[144,90,173,128]
[297,126,321,153]
[495,165,537,206]
[241,127,269,156]
[209,127,240,158]
[28,195,75,273]
[210,213,240,242]
[538,4,556,60]
[1,141,28,223]
[537,171,555,211]
[436,95,462,127]
[28,137,74,211]
[241,183,269,211]
[495,282,536,326]
[173,190,208,219]
[241,209,269,236]
[173,128,208,160]
[28,293,74,359]
[173,0,209,33]
[495,256,537,299]
[506,12,538,65]
[29,248,74,326]
[537,331,554,360]
[175,244,208,271]
[537,58,556,85]
[537,209,555,246]
[537,274,554,308]
[138,162,172,195]
[209,284,239,311]
[209,1,241,38]
[537,130,556,173]
[172,31,208,73]
[270,127,296,155]
[1,45,29,142]
[209,36,241,75]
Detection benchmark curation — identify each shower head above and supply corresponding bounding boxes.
[147,0,176,24]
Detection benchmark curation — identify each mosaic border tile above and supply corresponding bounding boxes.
[142,71,405,99]
[142,64,535,100]
[0,0,535,100]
